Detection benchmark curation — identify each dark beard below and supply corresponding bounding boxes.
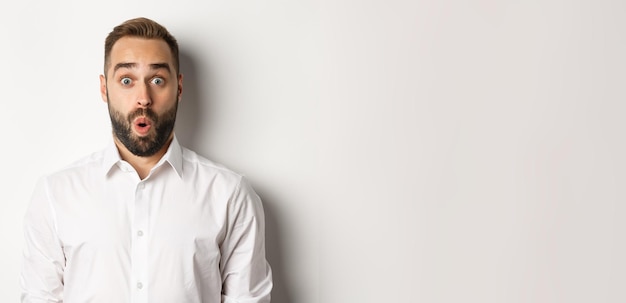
[108,102,178,157]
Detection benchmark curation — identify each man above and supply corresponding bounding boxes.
[20,17,272,303]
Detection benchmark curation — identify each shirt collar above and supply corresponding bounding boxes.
[102,135,184,179]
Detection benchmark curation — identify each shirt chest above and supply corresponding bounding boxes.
[52,175,227,264]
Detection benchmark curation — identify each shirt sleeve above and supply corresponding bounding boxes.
[20,177,65,303]
[220,177,273,303]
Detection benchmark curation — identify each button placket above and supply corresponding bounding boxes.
[131,181,149,303]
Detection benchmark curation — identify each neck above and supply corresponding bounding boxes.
[113,135,173,180]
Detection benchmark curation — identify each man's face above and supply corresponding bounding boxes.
[100,37,183,157]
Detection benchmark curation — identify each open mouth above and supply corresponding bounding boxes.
[133,117,153,135]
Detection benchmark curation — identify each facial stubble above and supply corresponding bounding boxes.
[107,93,178,157]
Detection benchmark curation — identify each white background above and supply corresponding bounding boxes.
[2,0,626,302]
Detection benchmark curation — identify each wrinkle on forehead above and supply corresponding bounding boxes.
[108,37,174,76]
[113,62,172,74]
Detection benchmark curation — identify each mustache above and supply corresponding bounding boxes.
[128,108,158,123]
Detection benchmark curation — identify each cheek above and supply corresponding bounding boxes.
[108,101,129,116]
[107,90,135,108]
[153,90,179,107]
[106,98,131,116]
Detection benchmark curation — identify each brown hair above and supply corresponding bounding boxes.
[103,17,180,76]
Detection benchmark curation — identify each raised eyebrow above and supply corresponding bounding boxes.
[113,62,136,73]
[150,63,171,73]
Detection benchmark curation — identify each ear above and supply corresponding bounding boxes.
[177,73,184,102]
[99,74,108,103]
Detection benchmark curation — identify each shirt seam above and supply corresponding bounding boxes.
[42,176,62,247]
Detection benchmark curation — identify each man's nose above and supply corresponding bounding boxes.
[136,82,152,107]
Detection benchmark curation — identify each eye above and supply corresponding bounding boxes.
[151,77,165,85]
[120,77,132,86]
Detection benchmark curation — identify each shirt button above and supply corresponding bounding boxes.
[137,184,145,190]
[137,230,144,237]
[137,282,143,289]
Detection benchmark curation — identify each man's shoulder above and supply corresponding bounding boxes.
[180,147,245,182]
[44,149,107,180]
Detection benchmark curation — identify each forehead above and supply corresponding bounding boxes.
[108,37,173,72]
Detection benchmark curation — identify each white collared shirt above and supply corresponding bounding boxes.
[20,136,272,303]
